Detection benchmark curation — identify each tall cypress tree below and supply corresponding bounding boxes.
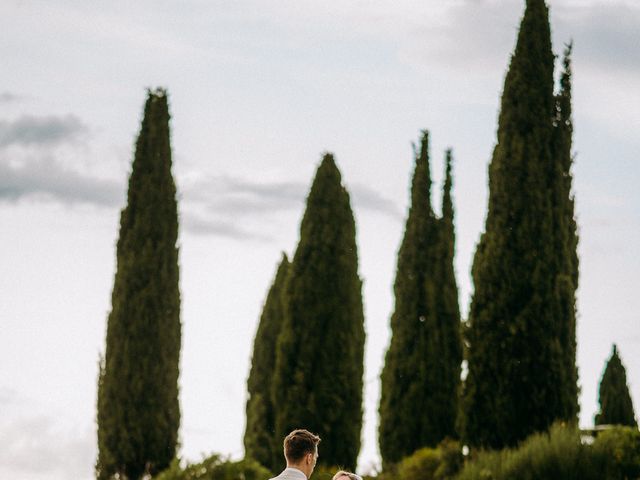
[462,0,579,449]
[244,254,290,472]
[379,133,461,465]
[97,89,181,480]
[272,154,365,471]
[435,149,463,442]
[552,44,580,420]
[595,345,637,427]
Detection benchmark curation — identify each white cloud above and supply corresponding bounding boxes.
[0,92,24,104]
[395,1,640,83]
[0,153,400,240]
[182,213,275,242]
[0,414,94,480]
[0,115,88,148]
[185,174,401,219]
[556,2,640,75]
[400,0,522,73]
[0,387,21,406]
[0,155,123,207]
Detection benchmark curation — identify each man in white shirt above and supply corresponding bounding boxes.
[270,429,321,480]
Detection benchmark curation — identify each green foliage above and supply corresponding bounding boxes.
[455,424,640,480]
[456,424,588,480]
[595,345,638,427]
[437,439,465,479]
[310,464,342,480]
[463,0,579,449]
[154,454,273,480]
[436,150,463,443]
[379,133,462,465]
[97,89,181,480]
[398,447,441,480]
[272,154,365,470]
[396,439,463,480]
[244,254,290,471]
[592,426,640,480]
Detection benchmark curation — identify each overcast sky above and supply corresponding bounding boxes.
[1,1,639,479]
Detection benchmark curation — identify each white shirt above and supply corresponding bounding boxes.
[270,467,308,480]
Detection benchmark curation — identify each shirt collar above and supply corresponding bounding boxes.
[284,467,308,480]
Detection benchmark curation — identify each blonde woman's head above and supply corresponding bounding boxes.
[332,471,362,480]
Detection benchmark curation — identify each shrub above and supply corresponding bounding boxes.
[391,439,463,480]
[397,447,441,480]
[154,454,273,480]
[592,426,640,480]
[455,423,592,480]
[436,439,465,479]
[310,465,342,480]
[454,448,505,480]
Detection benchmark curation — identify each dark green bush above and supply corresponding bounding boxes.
[455,423,640,480]
[592,426,640,480]
[397,447,441,479]
[154,454,272,480]
[437,439,465,479]
[310,465,342,480]
[455,423,589,480]
[388,439,463,480]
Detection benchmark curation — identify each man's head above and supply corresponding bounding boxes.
[283,429,321,478]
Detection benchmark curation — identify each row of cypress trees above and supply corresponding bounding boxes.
[95,84,637,480]
[94,92,368,478]
[93,89,457,478]
[244,135,462,471]
[96,2,637,479]
[244,0,581,468]
[243,0,625,470]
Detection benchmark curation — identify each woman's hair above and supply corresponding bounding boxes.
[332,471,362,480]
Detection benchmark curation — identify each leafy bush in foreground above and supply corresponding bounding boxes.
[397,446,441,479]
[310,464,342,480]
[455,424,640,480]
[396,439,463,480]
[371,439,463,480]
[154,454,272,480]
[456,423,587,480]
[592,426,640,480]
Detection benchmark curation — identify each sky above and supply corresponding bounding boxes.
[1,0,639,479]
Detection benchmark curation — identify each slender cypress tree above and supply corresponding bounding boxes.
[97,89,181,480]
[595,345,637,427]
[462,0,579,449]
[435,149,463,441]
[552,44,580,421]
[244,254,290,471]
[379,134,462,466]
[272,154,365,471]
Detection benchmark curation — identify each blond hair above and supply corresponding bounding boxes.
[332,471,362,480]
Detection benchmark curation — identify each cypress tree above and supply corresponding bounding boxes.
[378,133,461,466]
[435,149,463,441]
[244,254,290,471]
[552,44,580,420]
[272,154,365,471]
[462,0,579,449]
[96,89,181,480]
[595,345,637,427]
